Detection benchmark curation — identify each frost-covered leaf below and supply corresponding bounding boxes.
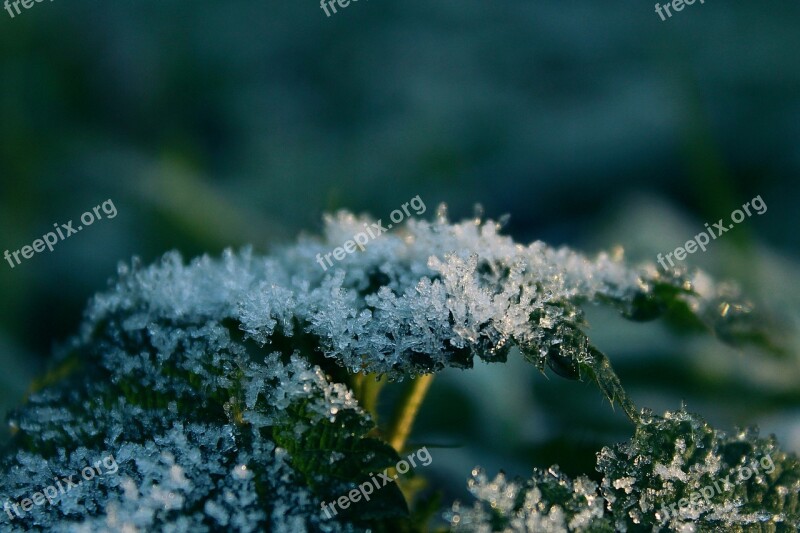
[0,210,786,531]
[599,407,800,531]
[447,467,613,532]
[448,408,800,532]
[272,403,409,522]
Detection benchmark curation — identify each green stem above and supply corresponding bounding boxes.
[352,372,387,421]
[387,374,435,452]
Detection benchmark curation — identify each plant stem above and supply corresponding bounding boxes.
[352,372,387,421]
[387,374,435,452]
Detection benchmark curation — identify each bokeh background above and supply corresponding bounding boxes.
[1,0,799,514]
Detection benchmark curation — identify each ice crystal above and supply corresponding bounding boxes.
[449,409,800,532]
[598,407,800,531]
[0,210,789,531]
[85,210,760,382]
[447,467,612,532]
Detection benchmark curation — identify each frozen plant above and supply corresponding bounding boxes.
[1,206,797,531]
[448,408,799,532]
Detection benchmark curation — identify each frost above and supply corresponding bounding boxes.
[0,209,790,531]
[447,466,612,532]
[450,408,800,532]
[81,210,759,381]
[2,319,368,531]
[598,407,800,531]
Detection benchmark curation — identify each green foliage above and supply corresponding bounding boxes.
[449,409,800,532]
[599,408,800,531]
[272,401,410,523]
[0,219,796,532]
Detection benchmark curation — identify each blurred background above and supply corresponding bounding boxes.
[1,0,799,512]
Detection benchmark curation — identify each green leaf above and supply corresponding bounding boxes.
[272,400,409,522]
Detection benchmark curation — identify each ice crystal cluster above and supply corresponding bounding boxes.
[447,467,613,532]
[1,209,796,531]
[449,408,800,532]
